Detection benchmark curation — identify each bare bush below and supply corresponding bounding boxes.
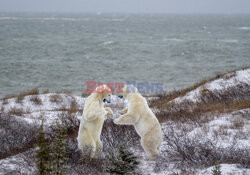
[16,93,25,104]
[0,113,39,159]
[42,89,49,94]
[8,107,24,116]
[0,149,37,175]
[2,88,39,101]
[150,83,250,123]
[30,96,42,105]
[231,118,245,129]
[49,94,63,104]
[81,92,89,97]
[65,138,106,175]
[26,88,39,96]
[159,125,250,171]
[68,98,78,114]
[56,90,72,95]
[2,98,8,105]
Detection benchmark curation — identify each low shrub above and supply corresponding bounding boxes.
[30,96,42,105]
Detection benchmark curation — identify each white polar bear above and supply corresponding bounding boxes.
[77,85,113,159]
[114,85,163,160]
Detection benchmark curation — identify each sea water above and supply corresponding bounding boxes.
[0,13,249,97]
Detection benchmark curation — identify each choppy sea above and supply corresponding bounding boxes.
[0,13,250,97]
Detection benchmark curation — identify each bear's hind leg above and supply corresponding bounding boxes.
[94,139,103,159]
[141,134,159,161]
[79,133,96,160]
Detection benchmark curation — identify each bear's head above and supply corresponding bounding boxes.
[118,84,138,99]
[94,85,112,103]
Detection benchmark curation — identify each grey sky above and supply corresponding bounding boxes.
[0,0,250,14]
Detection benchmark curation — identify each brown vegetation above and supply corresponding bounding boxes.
[2,98,8,105]
[30,96,42,105]
[49,94,63,104]
[150,79,250,123]
[42,89,49,94]
[8,107,24,116]
[55,90,72,95]
[157,125,250,170]
[68,98,78,114]
[81,92,89,97]
[1,106,4,112]
[16,93,25,104]
[2,88,39,101]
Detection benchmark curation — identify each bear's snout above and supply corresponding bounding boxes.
[118,95,123,99]
[103,99,111,103]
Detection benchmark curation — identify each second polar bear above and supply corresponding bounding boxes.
[114,85,163,160]
[77,85,113,159]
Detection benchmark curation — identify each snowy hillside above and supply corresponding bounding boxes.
[0,68,249,175]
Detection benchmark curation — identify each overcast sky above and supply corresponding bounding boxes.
[0,0,250,14]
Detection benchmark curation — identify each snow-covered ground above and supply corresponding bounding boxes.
[174,68,250,103]
[0,93,85,126]
[0,68,249,175]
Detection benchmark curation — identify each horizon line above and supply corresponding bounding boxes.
[1,11,250,15]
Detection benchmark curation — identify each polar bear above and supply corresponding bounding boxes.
[77,85,113,159]
[114,85,163,160]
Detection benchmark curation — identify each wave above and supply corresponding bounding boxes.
[0,16,90,21]
[103,18,125,22]
[0,16,125,22]
[0,17,19,20]
[218,39,238,43]
[238,27,250,30]
[103,41,115,45]
[163,38,184,42]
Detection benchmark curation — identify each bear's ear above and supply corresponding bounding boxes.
[95,85,112,94]
[126,84,137,93]
[103,85,112,94]
[95,85,105,93]
[122,85,127,93]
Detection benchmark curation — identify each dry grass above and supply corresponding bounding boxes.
[16,93,25,104]
[0,113,40,159]
[55,90,72,95]
[42,89,49,94]
[231,118,245,129]
[25,88,39,95]
[150,68,248,109]
[2,88,39,101]
[2,98,9,105]
[68,98,78,114]
[81,92,89,97]
[51,104,82,114]
[154,98,250,124]
[157,125,250,170]
[3,94,18,100]
[30,96,42,105]
[150,75,250,123]
[8,107,24,116]
[150,75,224,108]
[50,94,63,104]
[25,107,31,114]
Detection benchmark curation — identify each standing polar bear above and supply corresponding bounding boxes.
[77,85,113,159]
[114,85,163,160]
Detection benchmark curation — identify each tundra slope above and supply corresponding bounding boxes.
[0,68,249,175]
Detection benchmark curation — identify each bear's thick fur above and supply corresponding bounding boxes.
[77,85,113,159]
[114,85,162,160]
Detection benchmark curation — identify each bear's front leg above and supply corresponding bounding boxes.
[118,108,128,115]
[105,107,113,118]
[114,113,138,125]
